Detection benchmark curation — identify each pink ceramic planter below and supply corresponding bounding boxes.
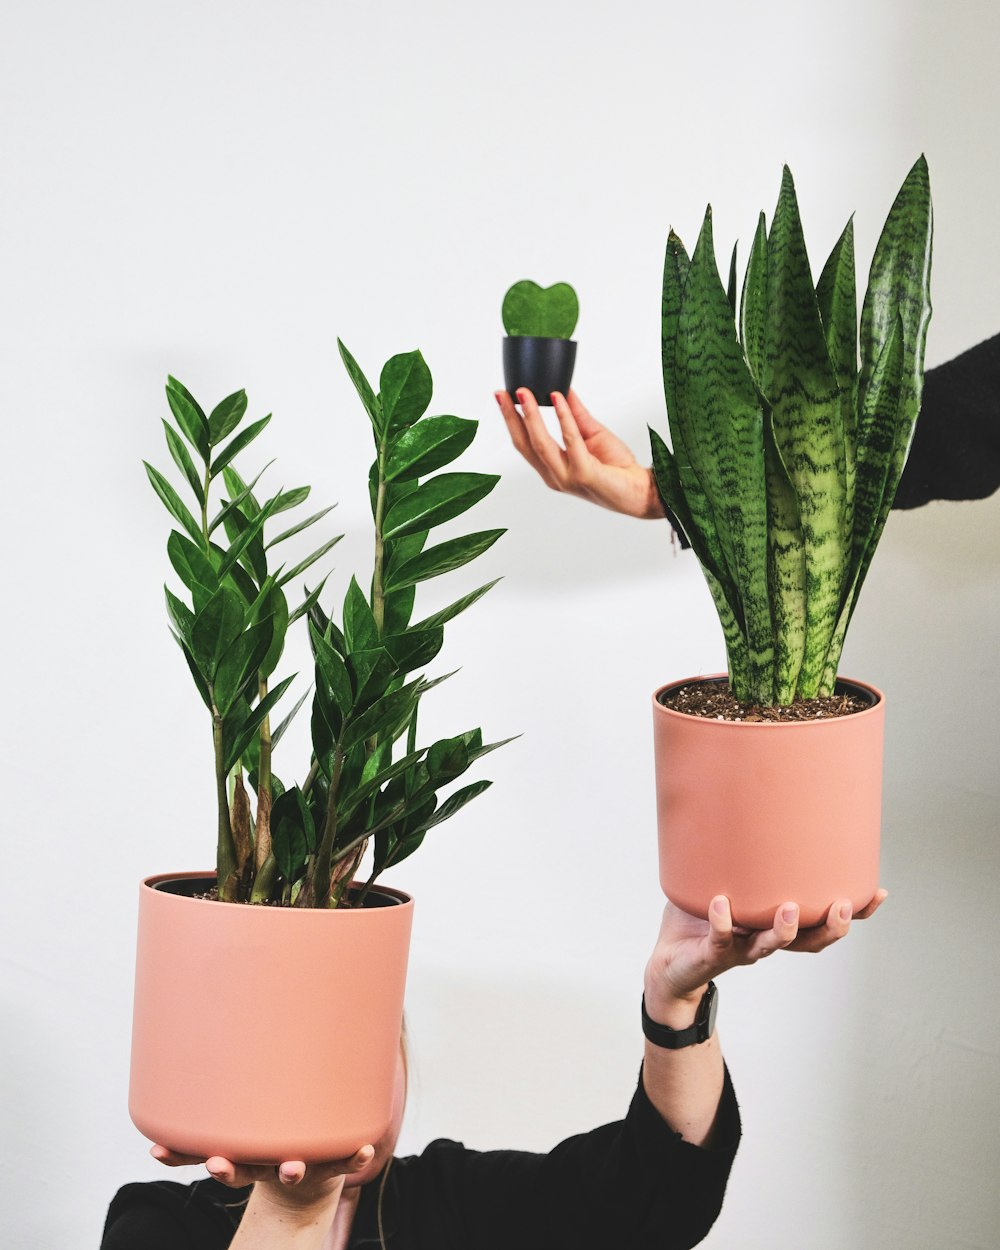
[129,872,413,1164]
[652,676,884,930]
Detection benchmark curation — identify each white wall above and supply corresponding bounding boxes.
[3,1,998,1247]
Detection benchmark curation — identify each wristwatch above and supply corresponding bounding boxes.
[641,982,718,1049]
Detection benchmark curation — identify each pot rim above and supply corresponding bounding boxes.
[502,334,577,346]
[652,673,884,724]
[140,871,413,910]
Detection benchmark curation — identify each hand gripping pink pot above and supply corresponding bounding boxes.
[129,873,413,1164]
[652,677,884,930]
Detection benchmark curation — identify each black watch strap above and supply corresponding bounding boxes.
[641,982,718,1050]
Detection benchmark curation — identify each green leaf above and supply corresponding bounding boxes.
[383,585,416,636]
[166,377,209,462]
[501,281,579,338]
[816,217,859,527]
[167,531,219,611]
[765,166,846,696]
[271,686,310,750]
[267,505,338,550]
[222,674,296,772]
[165,587,195,647]
[276,533,343,588]
[382,472,500,540]
[726,240,738,314]
[288,575,331,626]
[347,646,399,712]
[162,420,206,507]
[427,735,470,785]
[257,584,289,680]
[144,462,204,546]
[208,462,273,535]
[385,416,478,483]
[210,415,272,476]
[412,578,501,631]
[268,485,311,515]
[308,622,355,725]
[191,586,246,683]
[385,529,505,591]
[661,229,691,424]
[381,628,443,675]
[676,206,771,698]
[217,492,282,583]
[214,618,274,716]
[379,351,433,433]
[340,679,421,751]
[739,212,769,391]
[208,390,248,444]
[338,339,383,435]
[422,780,492,830]
[343,576,379,652]
[271,787,316,880]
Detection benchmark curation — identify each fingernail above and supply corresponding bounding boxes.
[549,392,560,404]
[279,1165,298,1183]
[494,391,504,407]
[711,896,728,916]
[782,905,799,924]
[840,901,853,922]
[516,389,526,402]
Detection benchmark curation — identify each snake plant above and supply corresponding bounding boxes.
[650,157,933,705]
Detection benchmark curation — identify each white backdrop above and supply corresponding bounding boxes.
[3,2,998,1247]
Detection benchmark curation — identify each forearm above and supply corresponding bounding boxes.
[229,1183,341,1249]
[640,981,725,1148]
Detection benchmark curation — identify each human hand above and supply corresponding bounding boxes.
[150,1142,376,1212]
[644,890,889,1020]
[495,387,666,519]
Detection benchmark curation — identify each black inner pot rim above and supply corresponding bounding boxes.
[152,877,402,907]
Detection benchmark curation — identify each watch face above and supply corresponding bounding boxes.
[705,986,718,1037]
[699,981,718,1040]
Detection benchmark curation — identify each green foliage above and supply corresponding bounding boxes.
[651,157,933,705]
[502,280,579,339]
[147,345,510,908]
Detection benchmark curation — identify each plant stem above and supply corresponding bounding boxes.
[255,677,272,882]
[372,439,388,637]
[201,462,212,550]
[212,702,239,901]
[310,744,345,907]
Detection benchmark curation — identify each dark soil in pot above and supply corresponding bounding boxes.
[154,876,403,909]
[658,677,877,721]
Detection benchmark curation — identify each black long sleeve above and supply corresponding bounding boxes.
[102,1066,740,1250]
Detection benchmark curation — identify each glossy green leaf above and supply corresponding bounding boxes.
[167,531,219,606]
[208,390,248,444]
[162,420,205,507]
[816,217,859,526]
[382,627,443,675]
[210,415,272,476]
[164,587,195,648]
[385,416,478,483]
[422,779,492,830]
[385,529,505,591]
[382,473,500,540]
[208,462,273,535]
[191,586,245,682]
[343,576,378,652]
[340,679,421,751]
[144,462,204,546]
[379,351,433,433]
[427,735,470,785]
[171,630,212,710]
[347,646,399,712]
[214,618,274,716]
[223,674,296,772]
[309,621,353,722]
[257,584,288,680]
[217,493,282,583]
[288,575,331,626]
[276,534,343,588]
[271,686,310,750]
[271,787,315,880]
[412,578,501,632]
[268,485,311,515]
[382,584,416,636]
[726,240,738,314]
[267,505,337,550]
[338,339,383,436]
[166,377,209,462]
[739,212,769,391]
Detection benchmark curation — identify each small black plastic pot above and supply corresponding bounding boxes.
[503,336,577,406]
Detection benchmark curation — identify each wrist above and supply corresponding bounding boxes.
[643,977,710,1028]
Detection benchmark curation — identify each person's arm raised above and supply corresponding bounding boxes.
[496,388,665,519]
[641,890,888,1147]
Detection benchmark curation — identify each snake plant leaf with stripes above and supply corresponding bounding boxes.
[651,157,932,705]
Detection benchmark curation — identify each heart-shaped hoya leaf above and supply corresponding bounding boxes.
[502,280,579,339]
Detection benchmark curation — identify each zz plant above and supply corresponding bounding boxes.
[147,346,508,907]
[650,157,933,706]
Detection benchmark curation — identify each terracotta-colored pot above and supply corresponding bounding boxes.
[129,872,413,1164]
[652,676,884,929]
